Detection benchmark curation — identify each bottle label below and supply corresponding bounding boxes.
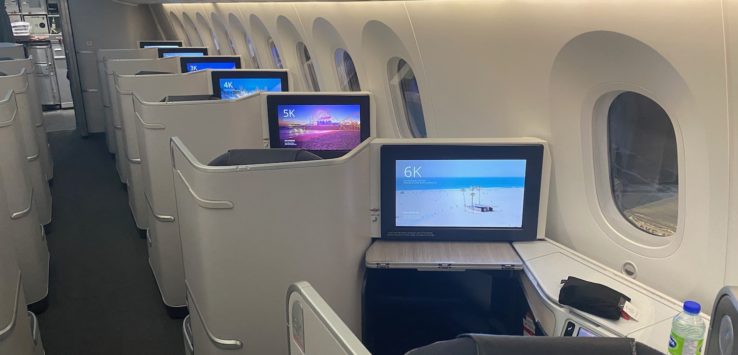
[668,332,704,355]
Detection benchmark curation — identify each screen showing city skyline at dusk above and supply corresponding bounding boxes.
[275,104,362,151]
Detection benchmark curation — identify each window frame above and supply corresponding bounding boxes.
[211,13,236,55]
[335,48,361,92]
[591,89,684,250]
[388,58,427,138]
[296,42,320,91]
[169,12,191,46]
[182,13,205,47]
[196,13,220,54]
[268,38,284,69]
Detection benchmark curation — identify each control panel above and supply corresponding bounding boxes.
[562,319,601,337]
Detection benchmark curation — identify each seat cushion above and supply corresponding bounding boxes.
[208,149,322,166]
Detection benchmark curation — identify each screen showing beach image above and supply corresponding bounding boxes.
[219,78,282,99]
[185,61,238,72]
[162,52,205,58]
[395,159,527,228]
[276,104,362,150]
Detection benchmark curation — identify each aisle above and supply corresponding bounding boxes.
[37,131,183,355]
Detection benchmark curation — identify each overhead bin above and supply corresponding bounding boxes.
[0,69,52,226]
[0,91,49,308]
[0,57,54,182]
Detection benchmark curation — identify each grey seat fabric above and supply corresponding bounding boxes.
[0,7,14,43]
[208,149,322,166]
[135,71,174,76]
[161,94,219,102]
[406,334,663,355]
[705,286,738,355]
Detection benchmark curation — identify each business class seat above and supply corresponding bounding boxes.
[0,91,49,310]
[706,286,738,355]
[171,136,372,354]
[134,94,265,312]
[0,157,44,355]
[0,57,54,183]
[97,48,158,155]
[208,148,322,166]
[106,56,180,185]
[0,43,26,60]
[111,70,178,231]
[0,68,53,226]
[406,335,661,355]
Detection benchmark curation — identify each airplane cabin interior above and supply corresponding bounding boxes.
[1,1,738,355]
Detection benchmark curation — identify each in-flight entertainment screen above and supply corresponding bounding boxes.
[267,95,370,158]
[380,144,544,241]
[180,57,241,73]
[162,52,205,58]
[156,47,208,58]
[394,159,526,228]
[275,104,362,151]
[219,78,283,99]
[210,70,288,99]
[140,40,182,48]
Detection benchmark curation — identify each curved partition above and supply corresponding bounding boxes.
[0,70,52,226]
[170,136,372,354]
[0,91,49,306]
[96,48,158,154]
[133,93,265,308]
[0,58,53,181]
[114,70,211,230]
[287,282,370,355]
[105,57,180,184]
[0,43,25,60]
[0,177,36,355]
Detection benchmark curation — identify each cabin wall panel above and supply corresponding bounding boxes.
[68,0,161,132]
[159,0,733,308]
[724,0,738,288]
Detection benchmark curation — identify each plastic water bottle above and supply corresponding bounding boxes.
[668,300,706,355]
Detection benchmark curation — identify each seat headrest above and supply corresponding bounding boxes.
[706,286,738,355]
[161,94,218,102]
[208,149,323,166]
[135,70,173,76]
[406,334,662,355]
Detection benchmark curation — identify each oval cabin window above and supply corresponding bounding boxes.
[607,92,678,237]
[392,59,427,138]
[246,35,261,69]
[297,42,320,91]
[335,49,361,91]
[268,38,284,69]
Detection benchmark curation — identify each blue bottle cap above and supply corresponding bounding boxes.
[683,300,701,314]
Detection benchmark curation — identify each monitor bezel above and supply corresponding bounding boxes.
[266,94,371,159]
[179,56,242,73]
[210,70,289,99]
[156,47,209,58]
[380,144,544,241]
[139,40,183,49]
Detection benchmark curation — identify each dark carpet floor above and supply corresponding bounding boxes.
[37,131,183,355]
